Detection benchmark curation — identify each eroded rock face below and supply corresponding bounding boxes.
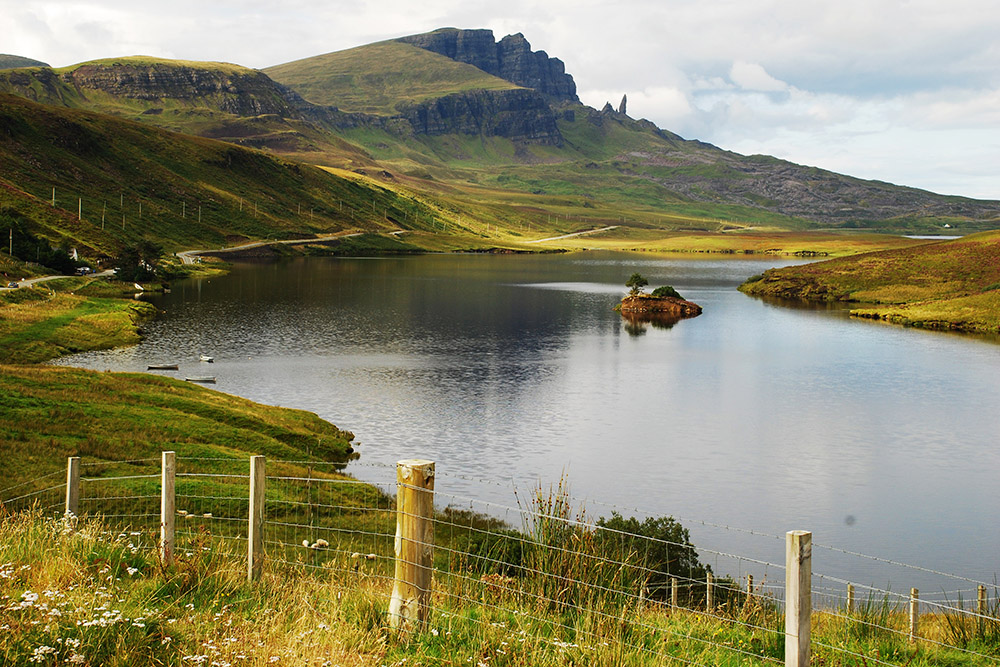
[618,294,703,317]
[65,63,301,117]
[398,29,578,102]
[396,88,561,145]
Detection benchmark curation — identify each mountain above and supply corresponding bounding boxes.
[0,55,49,70]
[0,29,998,239]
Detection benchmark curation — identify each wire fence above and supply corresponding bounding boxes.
[3,453,999,665]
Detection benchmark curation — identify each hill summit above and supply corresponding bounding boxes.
[0,54,49,70]
[397,28,578,101]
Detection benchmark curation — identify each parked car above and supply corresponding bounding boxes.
[6,282,19,288]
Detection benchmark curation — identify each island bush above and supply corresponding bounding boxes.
[651,285,683,299]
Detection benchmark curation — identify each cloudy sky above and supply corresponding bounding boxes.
[4,0,999,199]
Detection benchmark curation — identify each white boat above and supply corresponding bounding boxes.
[147,363,178,371]
[199,354,214,363]
[185,376,216,384]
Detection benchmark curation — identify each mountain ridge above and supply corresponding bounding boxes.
[0,29,997,235]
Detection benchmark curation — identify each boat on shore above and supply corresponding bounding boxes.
[147,364,179,371]
[199,354,214,363]
[185,376,217,384]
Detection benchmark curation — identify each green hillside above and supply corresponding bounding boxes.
[0,93,457,258]
[0,54,48,69]
[265,41,520,114]
[740,230,1000,332]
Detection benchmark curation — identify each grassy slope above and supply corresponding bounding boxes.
[0,363,356,493]
[0,93,472,257]
[264,41,520,113]
[739,230,1000,332]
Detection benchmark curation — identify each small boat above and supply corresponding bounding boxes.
[147,364,179,371]
[185,376,217,384]
[199,354,214,363]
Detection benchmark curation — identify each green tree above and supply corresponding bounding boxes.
[115,240,162,282]
[625,272,648,296]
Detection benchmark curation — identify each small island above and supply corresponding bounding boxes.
[615,273,703,318]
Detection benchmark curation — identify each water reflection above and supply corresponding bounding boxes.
[619,311,685,336]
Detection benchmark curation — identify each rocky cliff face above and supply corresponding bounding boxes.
[395,88,561,144]
[63,63,302,117]
[398,29,577,102]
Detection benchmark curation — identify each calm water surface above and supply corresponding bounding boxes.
[57,252,1000,592]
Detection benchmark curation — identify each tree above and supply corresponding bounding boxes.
[625,272,648,296]
[115,240,162,282]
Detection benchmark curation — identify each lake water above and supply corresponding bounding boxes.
[56,252,1000,597]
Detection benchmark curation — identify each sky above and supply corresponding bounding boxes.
[4,0,1000,200]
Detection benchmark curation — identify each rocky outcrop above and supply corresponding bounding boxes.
[398,29,578,101]
[63,62,302,117]
[618,94,627,115]
[617,294,703,317]
[395,88,561,144]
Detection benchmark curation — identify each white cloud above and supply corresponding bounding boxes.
[729,61,788,92]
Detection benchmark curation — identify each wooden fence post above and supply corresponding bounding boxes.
[979,585,987,615]
[706,571,714,610]
[248,455,266,582]
[388,459,435,631]
[846,583,855,614]
[910,588,919,642]
[671,577,678,608]
[160,451,176,565]
[747,574,754,605]
[65,457,80,516]
[785,530,812,667]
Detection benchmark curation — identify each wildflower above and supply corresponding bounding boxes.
[29,645,58,663]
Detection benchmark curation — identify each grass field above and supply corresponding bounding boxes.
[739,230,1000,333]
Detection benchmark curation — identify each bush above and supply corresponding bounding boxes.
[651,285,683,299]
[595,511,711,603]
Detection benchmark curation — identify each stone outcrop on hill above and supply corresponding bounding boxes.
[395,88,561,144]
[398,29,578,102]
[62,63,302,117]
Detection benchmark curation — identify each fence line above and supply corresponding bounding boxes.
[3,453,999,666]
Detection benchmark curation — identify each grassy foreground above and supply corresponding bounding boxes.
[739,230,1000,333]
[3,509,998,666]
